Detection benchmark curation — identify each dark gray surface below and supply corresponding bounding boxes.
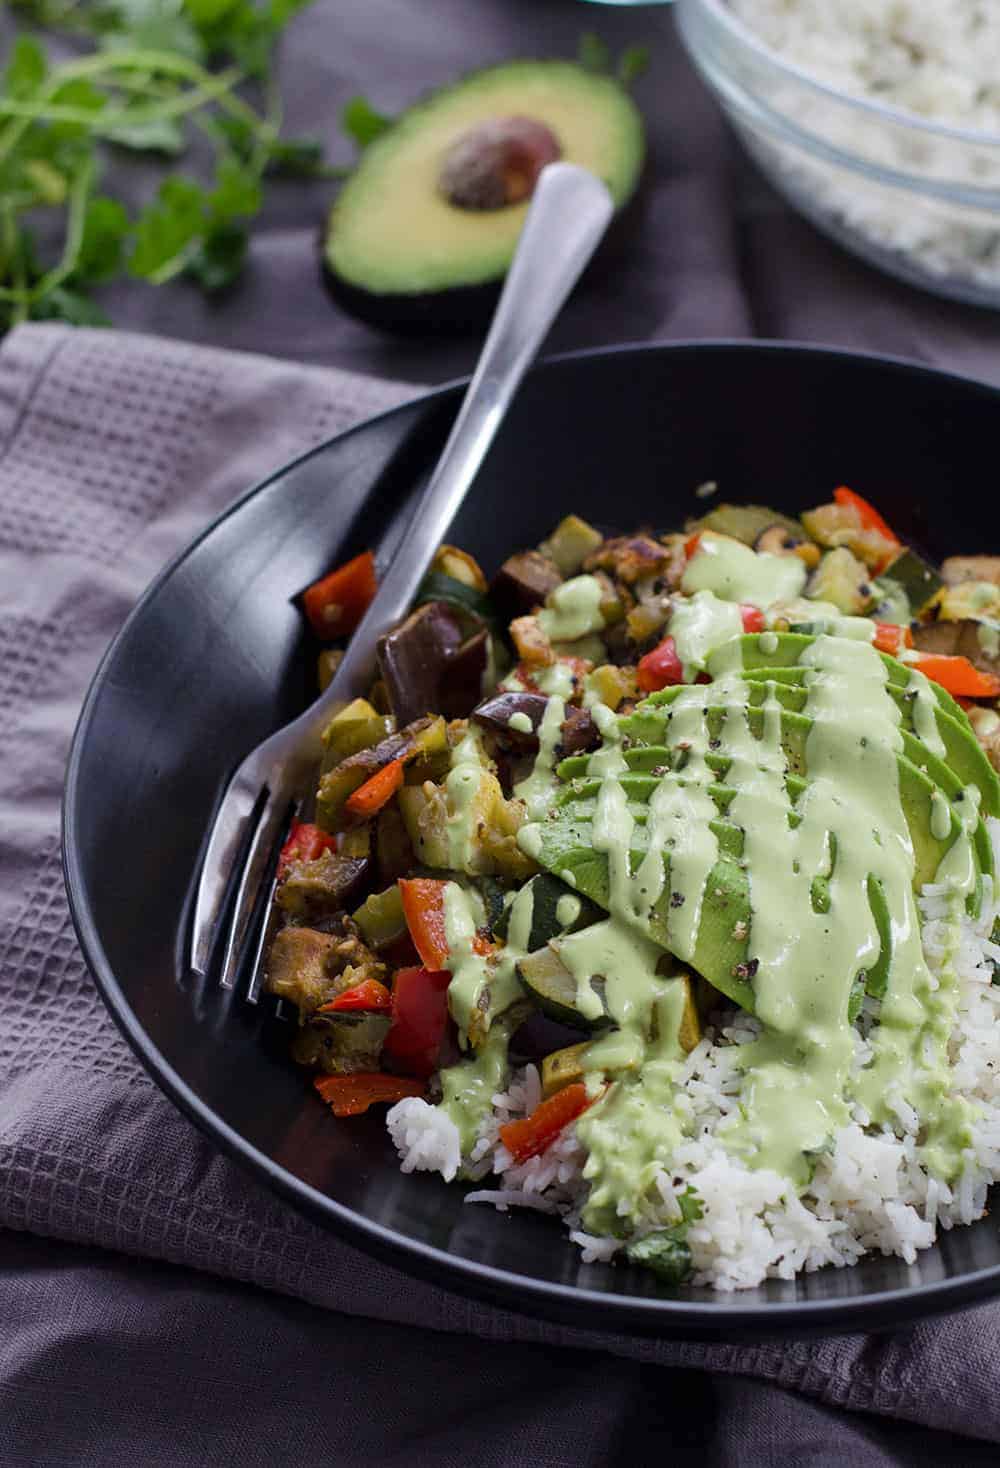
[5,0,1000,1462]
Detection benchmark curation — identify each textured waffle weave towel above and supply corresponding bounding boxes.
[3,322,1000,1444]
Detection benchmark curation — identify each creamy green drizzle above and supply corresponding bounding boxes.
[538,575,606,642]
[444,728,487,870]
[514,694,565,819]
[682,531,807,607]
[668,590,742,679]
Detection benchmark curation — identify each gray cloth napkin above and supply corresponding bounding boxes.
[2,322,999,1445]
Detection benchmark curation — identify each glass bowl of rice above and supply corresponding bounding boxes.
[675,0,1000,309]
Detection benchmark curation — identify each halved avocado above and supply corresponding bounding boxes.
[322,60,645,333]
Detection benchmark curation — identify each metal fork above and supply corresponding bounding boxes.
[189,161,614,995]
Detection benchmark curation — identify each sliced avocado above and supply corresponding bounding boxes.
[322,61,644,331]
[643,679,997,867]
[701,632,1000,816]
[530,641,982,1010]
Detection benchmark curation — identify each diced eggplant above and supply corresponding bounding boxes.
[266,924,387,1016]
[376,601,466,726]
[911,618,1000,675]
[316,716,440,830]
[266,927,343,1014]
[558,706,599,756]
[439,626,489,719]
[472,690,549,750]
[942,556,1000,588]
[275,850,370,921]
[291,1011,391,1074]
[490,550,563,620]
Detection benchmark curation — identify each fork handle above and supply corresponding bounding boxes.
[305,162,614,733]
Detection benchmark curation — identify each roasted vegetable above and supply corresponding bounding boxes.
[303,550,377,640]
[472,690,549,749]
[539,515,604,576]
[495,872,601,951]
[753,524,821,567]
[275,850,370,921]
[317,716,445,830]
[398,765,535,879]
[942,556,1000,587]
[314,1071,425,1116]
[968,706,1000,772]
[352,884,409,950]
[345,758,405,818]
[518,945,611,1031]
[377,601,478,725]
[431,544,487,592]
[293,1010,391,1074]
[806,547,874,614]
[586,663,638,710]
[911,653,1000,699]
[321,978,392,1013]
[415,570,495,626]
[583,534,673,585]
[321,698,392,769]
[541,1041,590,1097]
[509,614,555,667]
[491,550,563,620]
[911,619,1000,676]
[937,579,1000,624]
[686,503,804,547]
[801,500,896,573]
[499,1081,593,1162]
[317,648,344,692]
[266,925,385,1016]
[277,822,338,878]
[375,804,416,883]
[882,546,943,614]
[383,965,452,1077]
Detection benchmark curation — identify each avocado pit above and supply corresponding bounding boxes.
[439,116,562,210]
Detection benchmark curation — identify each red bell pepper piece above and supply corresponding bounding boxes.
[684,532,702,560]
[320,978,392,1014]
[871,622,913,657]
[345,757,404,819]
[303,550,377,641]
[912,654,1000,700]
[277,820,337,877]
[740,605,766,634]
[398,877,491,971]
[500,1082,594,1164]
[314,1072,425,1117]
[833,488,900,548]
[382,966,452,1077]
[636,636,685,693]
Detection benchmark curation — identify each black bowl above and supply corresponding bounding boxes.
[64,342,1000,1337]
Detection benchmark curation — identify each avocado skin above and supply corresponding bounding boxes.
[318,58,646,335]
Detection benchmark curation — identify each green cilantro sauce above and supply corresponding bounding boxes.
[537,575,606,642]
[682,532,807,607]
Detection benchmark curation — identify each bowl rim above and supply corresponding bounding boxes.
[683,0,1000,152]
[62,338,1000,1337]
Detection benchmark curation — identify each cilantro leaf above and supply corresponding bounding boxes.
[209,155,261,218]
[340,95,392,149]
[265,135,332,177]
[104,112,186,154]
[30,285,111,326]
[578,32,611,74]
[185,218,247,290]
[128,176,206,277]
[625,1229,693,1286]
[4,36,48,98]
[617,44,650,87]
[74,196,130,284]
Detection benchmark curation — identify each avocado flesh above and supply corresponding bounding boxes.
[324,61,644,299]
[531,636,983,1012]
[699,632,1000,818]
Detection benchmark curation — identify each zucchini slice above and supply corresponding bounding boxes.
[517,945,611,1031]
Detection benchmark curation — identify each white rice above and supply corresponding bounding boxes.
[724,0,1000,294]
[387,819,1000,1291]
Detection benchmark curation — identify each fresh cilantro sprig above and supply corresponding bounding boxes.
[1,0,333,329]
